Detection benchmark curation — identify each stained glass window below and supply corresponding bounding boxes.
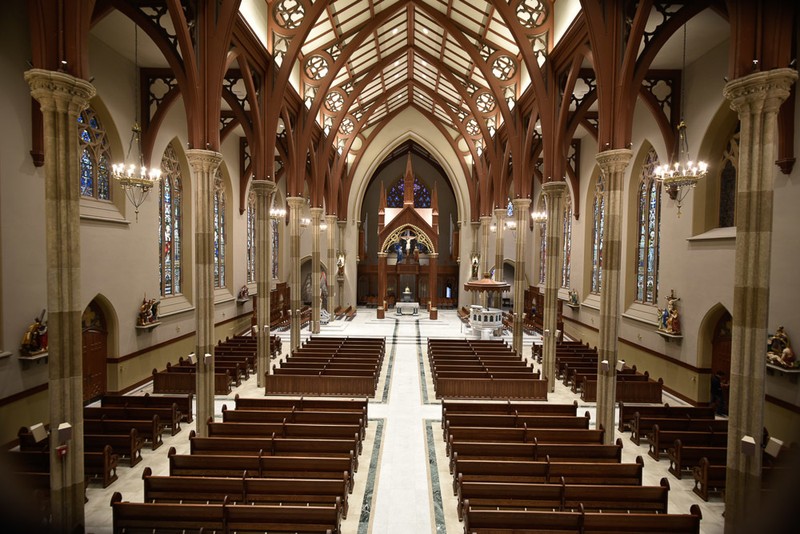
[561,195,573,288]
[635,148,661,304]
[78,107,112,200]
[591,176,605,294]
[506,198,514,217]
[246,190,256,283]
[386,176,431,208]
[538,199,547,285]
[719,131,739,228]
[272,218,279,279]
[213,171,226,288]
[159,145,182,296]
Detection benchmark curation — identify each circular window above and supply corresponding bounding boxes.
[274,0,305,30]
[305,55,329,80]
[324,91,344,112]
[492,56,517,81]
[476,93,496,113]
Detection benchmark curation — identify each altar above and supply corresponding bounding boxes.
[396,301,419,315]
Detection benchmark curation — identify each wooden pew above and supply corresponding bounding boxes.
[152,366,232,395]
[235,396,368,420]
[441,400,578,419]
[692,456,727,501]
[84,415,164,450]
[6,445,119,489]
[111,493,340,534]
[85,404,181,435]
[648,425,727,460]
[167,447,354,493]
[463,504,703,534]
[446,426,605,456]
[456,477,671,520]
[101,393,193,423]
[142,467,350,518]
[222,405,366,439]
[442,412,591,440]
[452,456,645,494]
[618,402,715,433]
[84,429,143,467]
[632,412,726,445]
[206,420,363,454]
[667,439,727,479]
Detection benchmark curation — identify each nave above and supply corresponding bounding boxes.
[82,310,726,534]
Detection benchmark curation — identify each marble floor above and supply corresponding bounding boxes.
[84,308,725,534]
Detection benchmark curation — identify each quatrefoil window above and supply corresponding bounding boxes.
[305,55,329,80]
[476,93,496,113]
[274,0,305,30]
[492,56,517,81]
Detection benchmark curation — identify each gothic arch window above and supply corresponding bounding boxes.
[635,148,662,304]
[246,190,256,283]
[719,130,739,228]
[213,170,226,288]
[561,195,573,288]
[271,198,280,279]
[159,144,182,296]
[78,107,112,200]
[591,175,605,294]
[506,198,514,217]
[386,176,432,208]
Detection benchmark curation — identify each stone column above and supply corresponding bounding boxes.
[338,220,347,308]
[186,149,223,436]
[287,197,304,352]
[429,252,439,320]
[722,68,797,532]
[493,208,506,283]
[252,180,276,387]
[470,220,480,304]
[594,149,632,442]
[542,182,567,392]
[25,68,95,533]
[310,207,323,334]
[512,198,531,357]
[326,214,337,314]
[479,215,492,306]
[377,252,387,319]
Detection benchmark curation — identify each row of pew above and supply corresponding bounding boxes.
[440,399,704,533]
[429,339,547,400]
[111,396,370,534]
[265,336,384,396]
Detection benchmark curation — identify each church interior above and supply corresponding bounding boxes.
[1,1,798,533]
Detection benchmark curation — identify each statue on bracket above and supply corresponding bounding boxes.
[20,309,48,356]
[569,288,580,306]
[238,285,250,301]
[767,326,797,368]
[137,296,160,326]
[471,254,480,279]
[656,291,681,335]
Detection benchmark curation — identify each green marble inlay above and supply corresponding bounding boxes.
[416,320,431,404]
[377,319,399,403]
[425,419,447,533]
[358,418,385,534]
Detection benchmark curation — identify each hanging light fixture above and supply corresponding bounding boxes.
[531,211,547,224]
[112,23,161,222]
[654,24,708,216]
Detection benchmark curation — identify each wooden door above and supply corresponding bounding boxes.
[82,301,107,403]
[711,311,732,413]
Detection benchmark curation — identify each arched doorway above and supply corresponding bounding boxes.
[711,310,732,414]
[82,299,108,403]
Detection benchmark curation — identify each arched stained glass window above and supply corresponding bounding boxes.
[159,145,182,296]
[272,218,279,279]
[247,189,256,283]
[591,176,605,294]
[78,107,111,200]
[719,131,739,228]
[386,176,431,208]
[635,148,661,304]
[213,171,226,288]
[561,195,573,288]
[506,198,514,217]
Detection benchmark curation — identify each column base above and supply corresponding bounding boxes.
[429,308,438,320]
[377,307,385,319]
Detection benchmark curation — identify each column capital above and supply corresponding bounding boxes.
[724,68,798,115]
[286,196,306,209]
[251,179,277,196]
[325,214,338,223]
[595,149,632,175]
[25,68,95,114]
[429,252,439,258]
[479,215,493,223]
[337,220,347,229]
[512,198,531,210]
[542,181,568,196]
[309,206,324,220]
[494,208,507,218]
[185,149,223,173]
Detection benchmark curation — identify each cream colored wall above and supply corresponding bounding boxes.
[764,401,800,448]
[0,388,48,446]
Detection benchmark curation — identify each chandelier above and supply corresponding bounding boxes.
[654,25,708,216]
[112,24,160,221]
[531,210,547,224]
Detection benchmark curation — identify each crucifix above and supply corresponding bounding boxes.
[398,228,415,254]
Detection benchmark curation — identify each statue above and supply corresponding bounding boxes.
[238,285,250,300]
[20,310,48,355]
[569,288,579,306]
[656,292,681,335]
[767,326,797,368]
[336,253,345,276]
[471,255,480,279]
[137,297,160,326]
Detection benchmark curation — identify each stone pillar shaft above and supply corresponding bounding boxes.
[722,68,797,532]
[25,68,95,533]
[542,182,567,392]
[310,207,323,334]
[377,252,388,318]
[287,197,304,352]
[326,215,337,313]
[338,220,347,309]
[186,149,223,436]
[493,208,506,283]
[512,198,531,357]
[594,149,632,443]
[429,252,439,319]
[252,180,276,387]
[479,215,492,306]
[470,221,481,304]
